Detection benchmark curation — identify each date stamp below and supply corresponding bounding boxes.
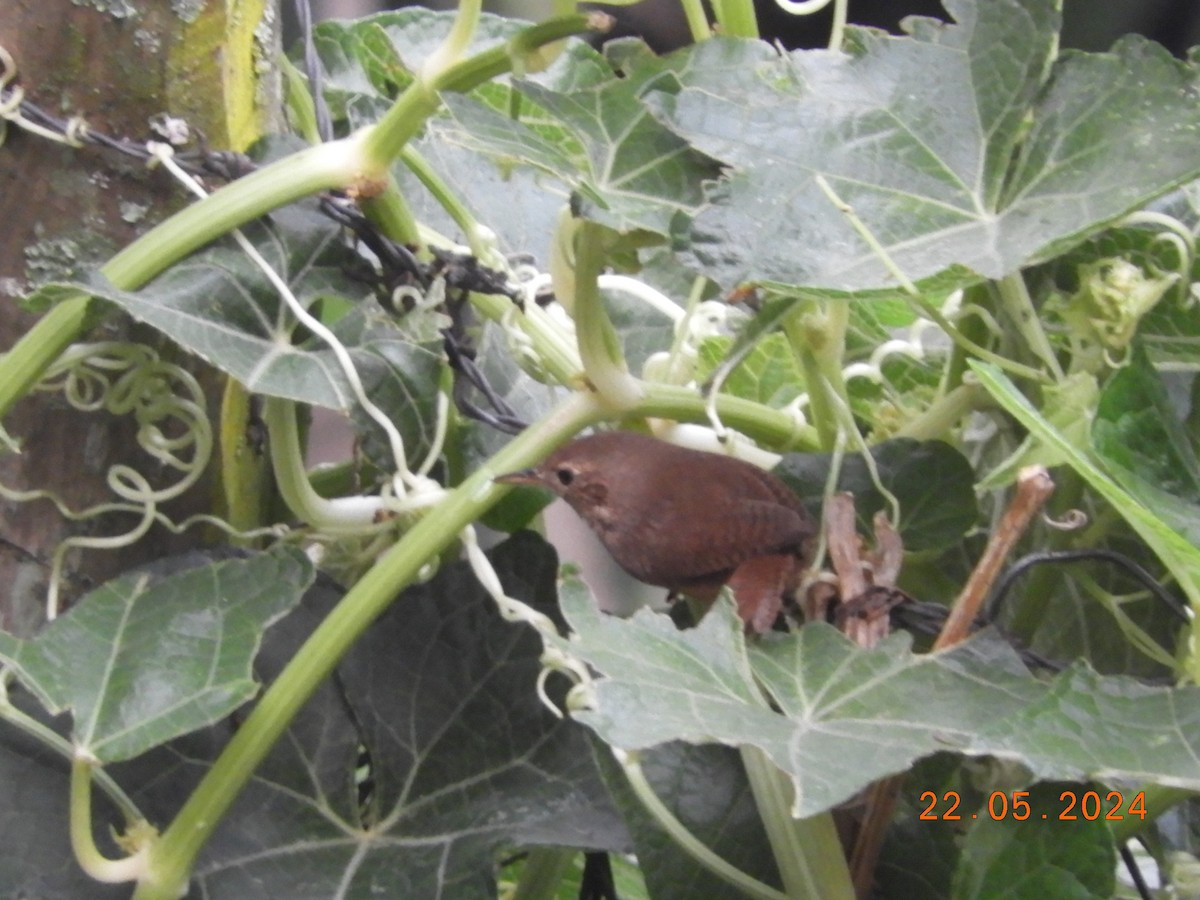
[919,789,1147,822]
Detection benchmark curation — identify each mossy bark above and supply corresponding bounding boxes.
[0,0,277,633]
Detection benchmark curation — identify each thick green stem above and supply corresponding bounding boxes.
[570,220,643,410]
[680,0,713,41]
[263,398,384,532]
[1,15,603,428]
[0,293,93,420]
[782,302,846,451]
[360,13,601,171]
[711,0,759,38]
[740,746,854,899]
[130,392,608,900]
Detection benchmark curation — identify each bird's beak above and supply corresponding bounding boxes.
[494,468,543,487]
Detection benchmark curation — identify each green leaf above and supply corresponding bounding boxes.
[0,547,313,762]
[438,39,722,236]
[648,1,1200,292]
[696,334,806,409]
[1093,344,1200,545]
[970,359,1200,615]
[116,534,627,897]
[951,784,1116,900]
[34,200,444,466]
[774,438,979,551]
[556,590,1200,819]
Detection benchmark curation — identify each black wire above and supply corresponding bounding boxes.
[1119,840,1154,900]
[987,549,1190,624]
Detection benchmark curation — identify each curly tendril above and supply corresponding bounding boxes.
[0,342,214,618]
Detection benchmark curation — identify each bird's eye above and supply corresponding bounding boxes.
[555,467,575,487]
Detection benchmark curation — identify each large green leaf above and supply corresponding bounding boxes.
[0,547,312,762]
[647,0,1200,292]
[0,536,627,897]
[119,534,624,897]
[950,783,1116,900]
[555,585,1200,819]
[438,39,723,236]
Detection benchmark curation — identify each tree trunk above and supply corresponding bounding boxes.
[0,0,277,633]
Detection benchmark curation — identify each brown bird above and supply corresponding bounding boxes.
[496,431,815,632]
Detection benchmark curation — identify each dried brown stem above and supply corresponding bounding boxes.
[934,465,1055,650]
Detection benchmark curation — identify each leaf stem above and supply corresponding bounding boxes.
[993,273,1065,381]
[812,174,1051,385]
[360,13,602,172]
[70,756,149,884]
[0,691,143,826]
[262,398,389,531]
[739,745,854,899]
[617,749,787,900]
[710,0,760,38]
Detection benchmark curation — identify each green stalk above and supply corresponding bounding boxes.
[262,398,384,532]
[0,293,94,421]
[619,750,786,900]
[130,391,608,900]
[711,0,759,38]
[71,757,149,884]
[827,0,849,50]
[740,746,854,899]
[782,305,842,451]
[993,274,1065,381]
[363,178,422,247]
[895,383,983,441]
[1,15,603,428]
[571,220,643,410]
[400,145,496,261]
[360,13,601,171]
[679,0,713,42]
[637,384,820,450]
[509,847,577,899]
[0,694,142,826]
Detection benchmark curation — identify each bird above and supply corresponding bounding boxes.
[495,431,815,632]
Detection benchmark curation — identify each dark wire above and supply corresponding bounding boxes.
[987,549,1190,624]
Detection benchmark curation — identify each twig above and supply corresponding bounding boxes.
[934,466,1055,650]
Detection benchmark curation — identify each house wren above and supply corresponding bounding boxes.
[496,432,815,632]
